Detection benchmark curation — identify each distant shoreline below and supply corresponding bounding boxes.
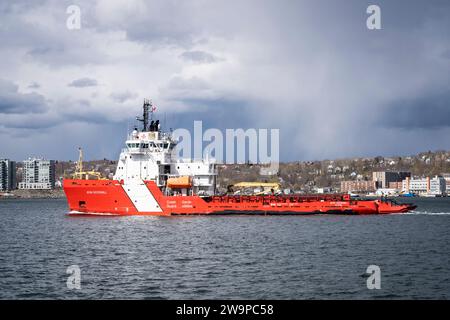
[0,189,66,199]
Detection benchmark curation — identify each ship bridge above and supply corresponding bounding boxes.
[125,130,175,155]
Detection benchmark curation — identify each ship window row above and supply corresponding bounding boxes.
[127,143,170,149]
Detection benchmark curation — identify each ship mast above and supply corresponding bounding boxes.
[72,147,104,180]
[136,99,152,132]
[75,147,83,176]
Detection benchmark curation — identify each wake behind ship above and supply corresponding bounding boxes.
[63,100,416,216]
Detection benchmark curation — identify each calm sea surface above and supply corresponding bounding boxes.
[0,197,449,299]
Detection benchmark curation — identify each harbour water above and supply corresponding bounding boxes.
[0,197,449,299]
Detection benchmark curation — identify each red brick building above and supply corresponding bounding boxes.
[340,181,376,193]
[388,181,403,189]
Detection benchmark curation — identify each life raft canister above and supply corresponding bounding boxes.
[167,176,192,189]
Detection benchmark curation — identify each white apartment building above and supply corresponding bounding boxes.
[402,176,446,195]
[19,158,56,189]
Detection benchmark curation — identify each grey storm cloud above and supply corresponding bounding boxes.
[91,1,202,46]
[0,79,48,114]
[68,78,98,88]
[110,91,138,103]
[442,50,450,60]
[383,91,450,129]
[180,51,220,64]
[28,82,40,89]
[1,0,450,161]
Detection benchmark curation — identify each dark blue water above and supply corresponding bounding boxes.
[0,198,449,299]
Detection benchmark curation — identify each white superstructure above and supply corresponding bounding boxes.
[114,100,217,196]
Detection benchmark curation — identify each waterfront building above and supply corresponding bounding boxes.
[388,181,403,189]
[0,159,17,191]
[340,180,376,193]
[373,171,411,189]
[19,158,55,190]
[402,176,446,195]
[316,187,333,194]
[442,173,450,192]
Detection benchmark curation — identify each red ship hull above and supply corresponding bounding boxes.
[63,179,417,216]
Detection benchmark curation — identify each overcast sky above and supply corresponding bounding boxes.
[1,0,450,161]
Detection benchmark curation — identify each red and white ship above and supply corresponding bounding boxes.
[63,100,416,216]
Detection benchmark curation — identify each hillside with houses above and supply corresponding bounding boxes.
[50,150,450,193]
[3,150,450,197]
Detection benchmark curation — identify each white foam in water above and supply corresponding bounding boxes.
[68,210,120,216]
[405,211,450,215]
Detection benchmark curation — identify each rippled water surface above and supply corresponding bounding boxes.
[0,197,449,299]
